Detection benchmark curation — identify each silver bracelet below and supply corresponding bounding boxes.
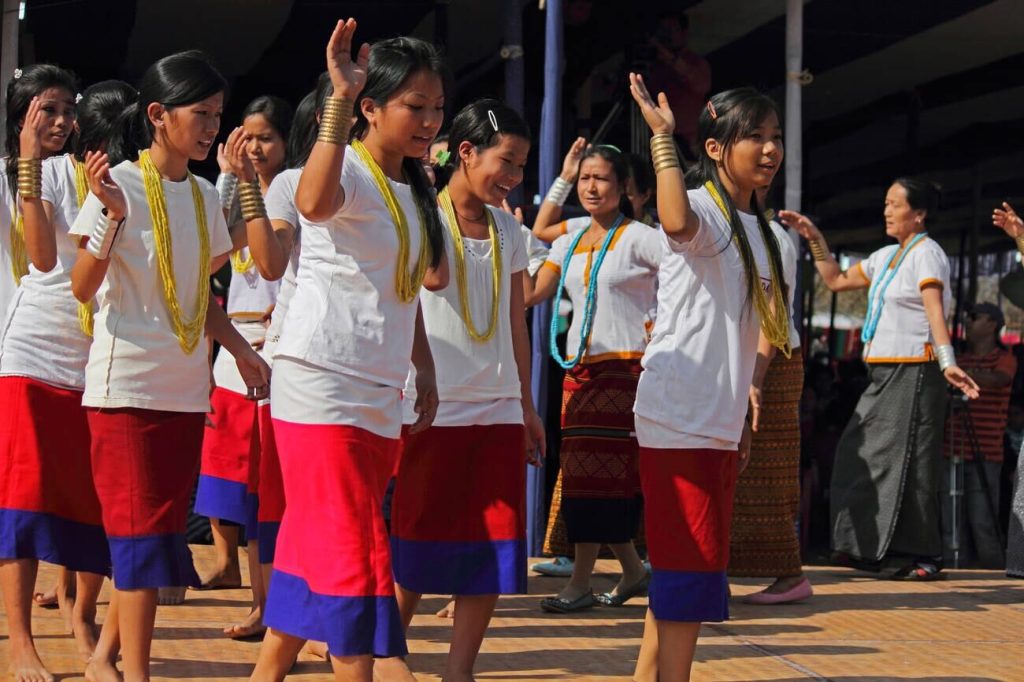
[936,344,957,372]
[85,209,125,260]
[216,172,238,211]
[545,177,573,206]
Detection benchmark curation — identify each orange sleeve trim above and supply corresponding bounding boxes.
[852,261,869,282]
[919,278,944,290]
[559,220,569,236]
[541,260,561,273]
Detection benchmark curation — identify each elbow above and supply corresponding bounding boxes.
[256,260,285,282]
[71,278,93,304]
[422,269,449,292]
[30,253,57,274]
[295,189,334,224]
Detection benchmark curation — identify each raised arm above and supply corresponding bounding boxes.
[294,19,368,222]
[628,72,700,242]
[532,136,586,243]
[70,151,126,302]
[18,97,58,271]
[778,210,868,293]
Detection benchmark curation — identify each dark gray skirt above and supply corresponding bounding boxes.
[830,362,948,564]
[1008,446,1024,577]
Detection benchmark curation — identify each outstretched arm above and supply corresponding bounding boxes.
[778,210,868,293]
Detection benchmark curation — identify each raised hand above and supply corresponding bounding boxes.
[18,96,47,159]
[628,72,675,136]
[993,202,1023,240]
[84,150,127,220]
[216,142,233,175]
[224,126,256,183]
[501,199,525,224]
[560,137,588,182]
[778,209,824,243]
[326,18,370,100]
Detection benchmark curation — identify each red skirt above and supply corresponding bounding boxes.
[264,420,405,658]
[391,423,526,595]
[256,403,284,564]
[0,376,109,574]
[88,407,204,589]
[640,447,737,623]
[195,386,260,533]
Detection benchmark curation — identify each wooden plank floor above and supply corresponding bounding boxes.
[3,545,1023,681]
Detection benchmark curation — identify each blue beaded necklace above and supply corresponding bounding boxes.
[861,232,927,344]
[549,214,627,369]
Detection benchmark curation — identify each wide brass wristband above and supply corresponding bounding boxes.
[809,238,829,262]
[650,133,680,173]
[317,97,355,145]
[16,158,42,198]
[237,181,267,221]
[1016,235,1024,258]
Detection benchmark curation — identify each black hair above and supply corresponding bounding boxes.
[350,37,448,269]
[4,63,79,200]
[73,80,139,166]
[893,176,941,222]
[578,145,634,220]
[136,50,227,147]
[435,98,530,188]
[286,88,318,168]
[626,151,655,197]
[685,86,786,311]
[242,95,293,143]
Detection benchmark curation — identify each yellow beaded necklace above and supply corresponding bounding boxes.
[437,187,501,342]
[350,139,428,303]
[139,149,211,355]
[704,181,791,358]
[72,158,97,337]
[8,198,27,285]
[230,249,254,273]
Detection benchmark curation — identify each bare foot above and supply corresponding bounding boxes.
[372,657,415,682]
[223,607,266,640]
[304,640,328,659]
[32,586,58,608]
[157,586,186,605]
[9,641,54,682]
[441,673,475,682]
[436,599,456,619]
[763,575,807,594]
[72,614,100,660]
[84,655,123,682]
[194,566,242,590]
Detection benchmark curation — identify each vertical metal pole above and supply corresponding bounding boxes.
[828,247,840,360]
[503,0,525,209]
[784,0,805,342]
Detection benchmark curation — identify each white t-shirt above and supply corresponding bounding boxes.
[0,159,20,326]
[69,160,232,412]
[0,155,90,388]
[263,168,301,354]
[226,248,280,320]
[403,207,529,427]
[770,221,801,351]
[542,218,661,364]
[522,224,548,277]
[212,319,267,396]
[273,148,427,426]
[634,186,775,450]
[855,236,950,363]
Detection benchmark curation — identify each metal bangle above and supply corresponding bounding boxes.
[809,239,829,261]
[545,177,573,206]
[85,209,124,260]
[936,344,957,372]
[216,173,238,211]
[317,98,355,145]
[16,158,42,198]
[237,181,267,221]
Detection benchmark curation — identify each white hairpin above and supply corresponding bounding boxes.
[13,68,22,80]
[487,109,498,132]
[75,93,82,104]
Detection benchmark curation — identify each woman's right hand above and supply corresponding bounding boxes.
[628,72,675,136]
[560,137,587,182]
[84,151,126,221]
[993,202,1023,240]
[326,18,370,100]
[216,142,233,175]
[18,96,46,160]
[224,126,257,183]
[778,210,824,242]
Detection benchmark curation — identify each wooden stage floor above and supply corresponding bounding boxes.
[3,545,1023,681]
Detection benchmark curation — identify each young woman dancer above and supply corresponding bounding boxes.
[195,95,291,640]
[68,51,270,682]
[781,179,978,580]
[0,62,84,682]
[528,144,661,613]
[627,76,792,681]
[250,21,447,682]
[389,99,544,680]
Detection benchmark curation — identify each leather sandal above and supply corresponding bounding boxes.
[540,590,597,613]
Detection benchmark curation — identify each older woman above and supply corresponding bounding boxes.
[780,178,978,580]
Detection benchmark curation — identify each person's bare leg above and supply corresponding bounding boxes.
[1,558,54,682]
[655,619,700,682]
[197,518,241,588]
[370,585,418,680]
[554,543,599,601]
[117,587,158,682]
[72,571,105,659]
[436,598,456,619]
[330,655,375,682]
[224,540,265,638]
[762,573,806,593]
[445,594,498,681]
[250,628,305,682]
[607,542,648,596]
[395,583,421,631]
[57,567,76,632]
[85,589,122,682]
[633,608,658,682]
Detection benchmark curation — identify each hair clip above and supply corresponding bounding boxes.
[706,100,718,120]
[13,68,22,80]
[596,143,622,154]
[75,93,83,104]
[487,109,499,132]
[435,149,451,167]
